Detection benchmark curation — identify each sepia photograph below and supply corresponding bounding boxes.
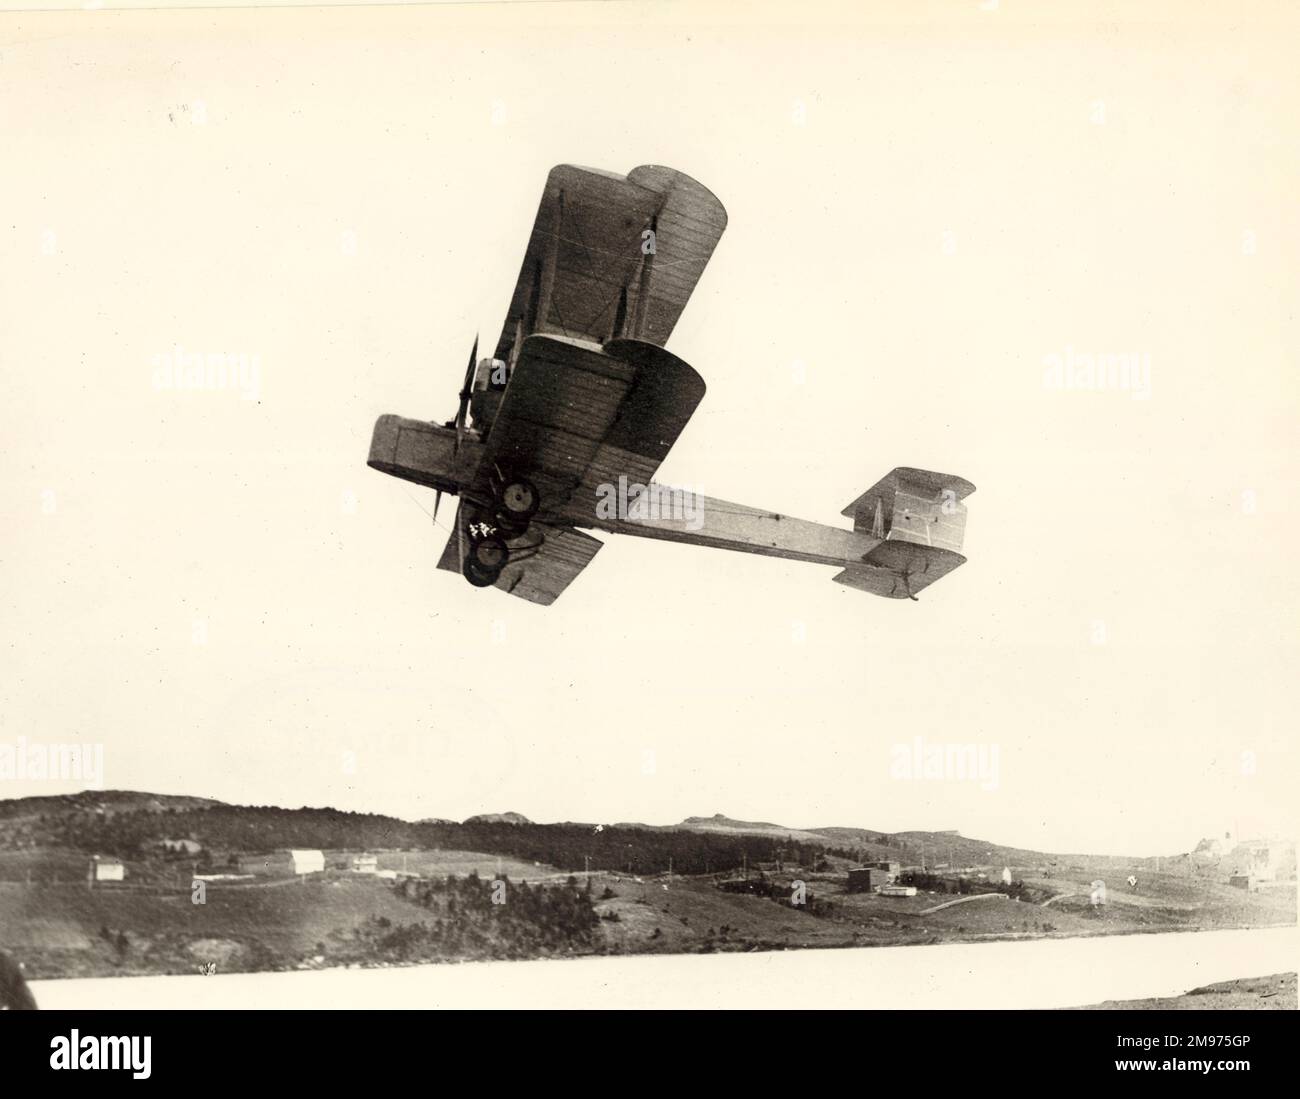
[1,0,1296,1077]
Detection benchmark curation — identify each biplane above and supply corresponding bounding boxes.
[368,164,974,605]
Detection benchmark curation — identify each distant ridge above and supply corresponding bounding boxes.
[464,811,531,825]
[0,790,223,819]
[670,814,832,844]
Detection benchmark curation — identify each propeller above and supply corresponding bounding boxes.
[455,334,478,452]
[435,335,479,522]
[456,498,466,572]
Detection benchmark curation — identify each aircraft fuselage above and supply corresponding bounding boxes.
[367,413,881,567]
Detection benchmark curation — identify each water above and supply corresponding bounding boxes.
[29,926,1297,1010]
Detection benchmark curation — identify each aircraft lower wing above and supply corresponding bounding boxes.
[443,334,704,603]
[576,336,709,504]
[436,504,603,606]
[493,165,727,365]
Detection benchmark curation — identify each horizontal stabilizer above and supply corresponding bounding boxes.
[833,543,966,601]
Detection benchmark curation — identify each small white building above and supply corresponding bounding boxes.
[288,849,325,875]
[91,857,125,882]
[351,854,379,874]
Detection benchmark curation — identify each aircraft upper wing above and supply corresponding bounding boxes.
[493,164,728,365]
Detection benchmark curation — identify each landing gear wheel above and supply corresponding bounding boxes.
[462,557,500,587]
[469,533,509,572]
[497,479,540,523]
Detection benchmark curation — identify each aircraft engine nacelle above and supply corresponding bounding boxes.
[367,414,482,495]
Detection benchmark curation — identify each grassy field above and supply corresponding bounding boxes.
[586,863,1295,956]
[0,877,436,978]
[1,845,1292,979]
[0,848,103,883]
[0,846,572,978]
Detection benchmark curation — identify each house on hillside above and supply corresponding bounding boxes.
[90,856,125,883]
[288,849,325,875]
[847,867,892,893]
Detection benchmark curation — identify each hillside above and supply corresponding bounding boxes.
[658,817,1063,872]
[0,793,842,878]
[1,791,1288,880]
[0,791,1291,981]
[0,790,222,821]
[669,814,833,845]
[464,812,531,825]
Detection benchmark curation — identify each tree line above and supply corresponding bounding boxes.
[10,803,857,876]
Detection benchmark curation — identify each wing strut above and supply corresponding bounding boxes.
[630,212,659,339]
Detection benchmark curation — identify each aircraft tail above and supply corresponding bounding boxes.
[834,467,975,599]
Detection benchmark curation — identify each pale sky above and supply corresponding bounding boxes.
[1,1,1296,856]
